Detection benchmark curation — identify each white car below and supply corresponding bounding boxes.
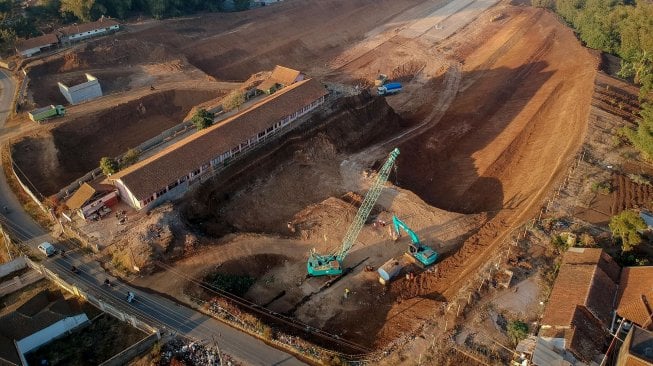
[38,242,56,257]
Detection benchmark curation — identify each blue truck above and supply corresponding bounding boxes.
[377,82,402,96]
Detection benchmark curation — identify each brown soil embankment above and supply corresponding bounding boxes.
[12,89,222,196]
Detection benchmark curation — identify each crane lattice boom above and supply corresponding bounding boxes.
[337,148,400,260]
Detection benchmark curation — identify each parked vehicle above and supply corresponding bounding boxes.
[28,105,66,122]
[377,82,402,96]
[38,242,56,257]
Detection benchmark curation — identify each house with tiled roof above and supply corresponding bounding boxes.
[538,247,621,363]
[616,266,653,331]
[15,34,59,57]
[107,78,328,210]
[57,17,119,44]
[0,290,88,365]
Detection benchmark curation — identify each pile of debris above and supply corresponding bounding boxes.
[158,337,239,366]
[108,203,199,273]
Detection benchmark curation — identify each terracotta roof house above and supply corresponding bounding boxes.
[257,65,304,94]
[0,290,88,365]
[107,78,328,210]
[16,33,59,57]
[617,326,653,366]
[538,247,621,363]
[58,17,119,44]
[616,266,653,330]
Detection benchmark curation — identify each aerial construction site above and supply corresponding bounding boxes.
[8,0,600,363]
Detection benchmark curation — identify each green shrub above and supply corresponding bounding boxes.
[507,320,529,345]
[191,109,215,130]
[591,181,613,194]
[100,157,119,175]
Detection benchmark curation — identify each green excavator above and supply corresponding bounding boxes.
[391,215,438,267]
[307,148,400,276]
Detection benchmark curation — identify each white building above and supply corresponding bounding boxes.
[58,73,103,105]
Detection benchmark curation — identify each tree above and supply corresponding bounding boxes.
[623,103,653,159]
[191,108,214,130]
[234,0,250,11]
[507,320,529,346]
[100,156,119,175]
[222,90,245,111]
[609,210,646,251]
[121,148,140,167]
[60,0,95,21]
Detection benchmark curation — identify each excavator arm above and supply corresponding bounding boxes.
[391,215,439,267]
[392,216,421,245]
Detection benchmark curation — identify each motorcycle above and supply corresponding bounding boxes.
[126,291,136,303]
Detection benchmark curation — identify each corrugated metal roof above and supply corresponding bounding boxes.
[65,183,96,210]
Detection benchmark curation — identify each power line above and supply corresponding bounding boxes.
[0,214,371,360]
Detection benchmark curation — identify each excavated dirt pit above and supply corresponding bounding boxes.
[12,89,223,196]
[166,93,483,349]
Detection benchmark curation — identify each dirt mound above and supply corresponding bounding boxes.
[59,39,179,72]
[182,91,407,237]
[109,204,198,273]
[12,89,223,196]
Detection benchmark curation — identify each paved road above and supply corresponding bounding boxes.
[0,69,306,365]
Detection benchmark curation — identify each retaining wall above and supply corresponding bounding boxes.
[99,333,159,366]
[0,256,26,277]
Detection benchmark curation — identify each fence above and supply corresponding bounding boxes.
[24,256,160,338]
[0,269,44,296]
[0,256,25,277]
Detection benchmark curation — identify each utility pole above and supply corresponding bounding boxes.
[3,233,12,261]
[212,334,223,365]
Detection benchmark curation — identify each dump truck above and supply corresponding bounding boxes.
[377,82,402,96]
[28,105,65,122]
